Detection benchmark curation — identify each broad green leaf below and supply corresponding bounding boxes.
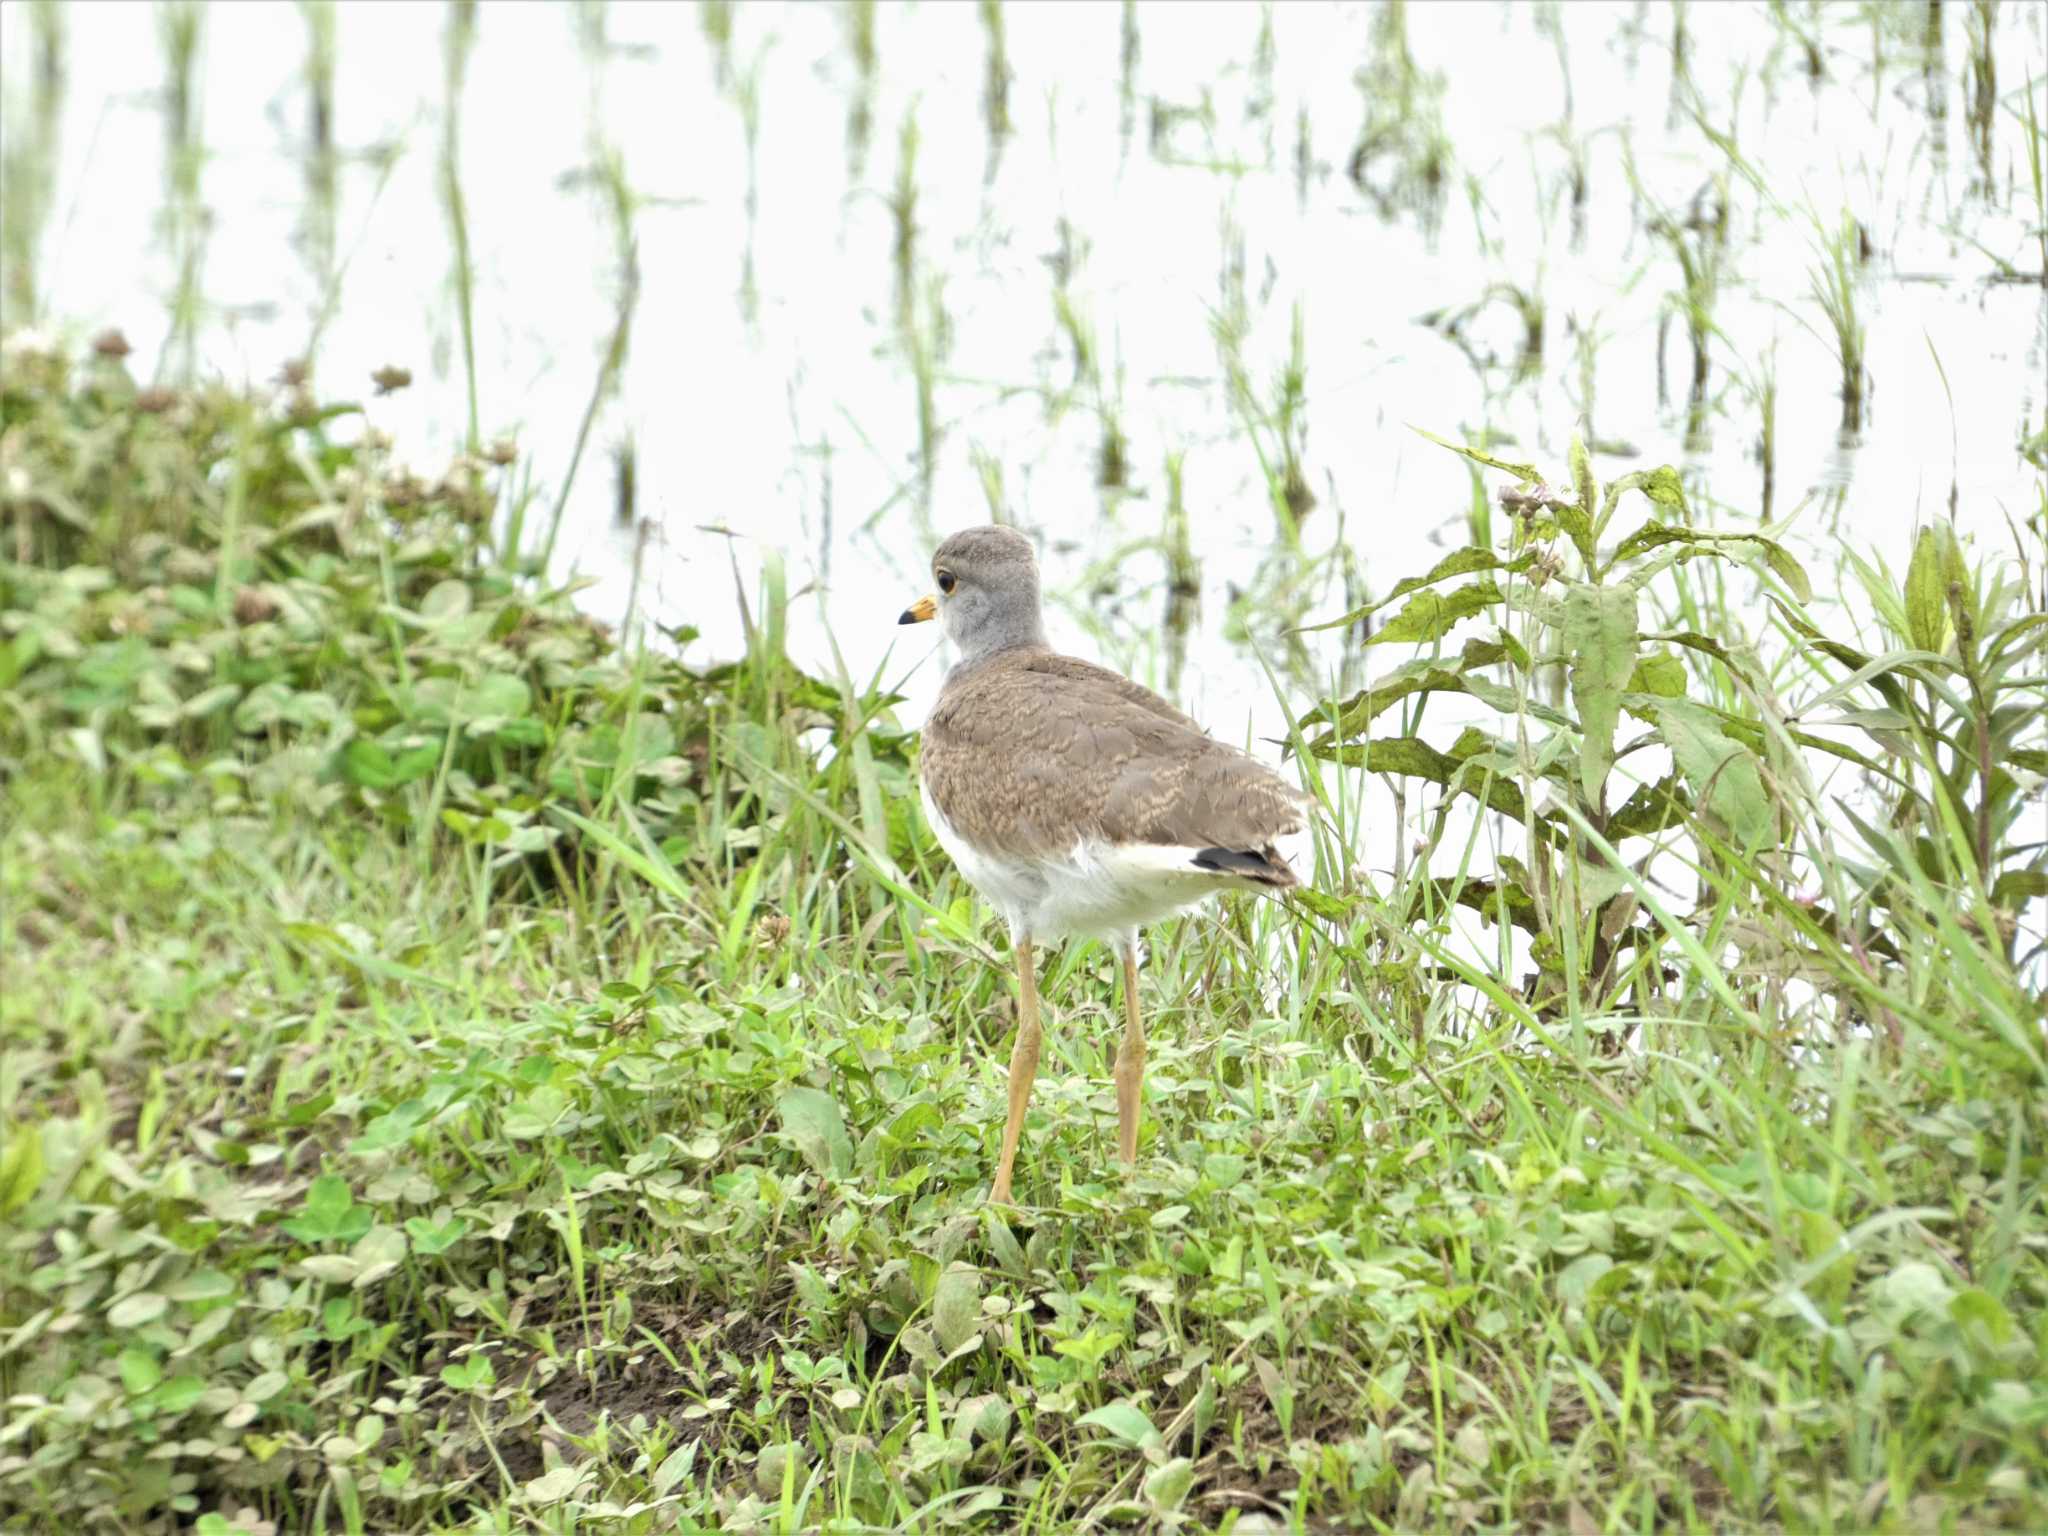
[140,1375,207,1415]
[1873,1260,1954,1320]
[932,1263,982,1353]
[162,1269,233,1302]
[1557,1253,1614,1308]
[1904,525,1951,653]
[522,1465,586,1502]
[1561,435,1598,568]
[441,1354,496,1391]
[955,1393,1013,1444]
[1301,548,1532,632]
[419,580,473,622]
[1076,1398,1159,1447]
[179,682,241,720]
[1570,435,1596,518]
[110,1289,168,1328]
[1608,773,1691,839]
[1367,580,1505,647]
[653,1441,699,1495]
[339,738,397,789]
[1627,652,1687,698]
[1655,699,1772,847]
[1611,520,1811,601]
[1564,583,1638,804]
[502,1084,570,1141]
[283,1173,371,1243]
[1754,540,1815,602]
[1992,871,2048,909]
[1949,1286,2014,1344]
[118,1347,161,1393]
[1145,1457,1196,1512]
[776,1086,853,1178]
[1639,464,1688,512]
[1304,734,1529,819]
[0,1124,45,1215]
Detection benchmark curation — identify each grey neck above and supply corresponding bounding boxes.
[943,585,1049,672]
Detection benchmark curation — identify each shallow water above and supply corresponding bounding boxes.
[5,0,2043,747]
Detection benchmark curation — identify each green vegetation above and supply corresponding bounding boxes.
[3,334,2045,1533]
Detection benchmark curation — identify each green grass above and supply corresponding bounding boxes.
[2,348,2045,1535]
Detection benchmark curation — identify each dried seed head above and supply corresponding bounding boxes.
[756,914,792,947]
[92,328,133,360]
[276,357,311,388]
[371,364,412,395]
[384,468,426,509]
[485,436,519,466]
[1,328,58,365]
[135,386,178,414]
[234,587,281,625]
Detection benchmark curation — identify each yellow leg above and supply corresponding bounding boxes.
[1114,945,1146,1165]
[989,936,1042,1206]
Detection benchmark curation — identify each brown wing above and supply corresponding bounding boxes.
[919,648,1305,864]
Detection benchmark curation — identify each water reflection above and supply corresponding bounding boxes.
[0,0,2040,745]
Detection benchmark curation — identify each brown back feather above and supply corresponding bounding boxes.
[920,648,1306,863]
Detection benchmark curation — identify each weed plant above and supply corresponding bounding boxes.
[2,341,2045,1535]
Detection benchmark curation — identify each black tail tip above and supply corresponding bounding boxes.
[1192,845,1298,886]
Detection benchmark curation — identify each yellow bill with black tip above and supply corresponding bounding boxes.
[899,593,937,625]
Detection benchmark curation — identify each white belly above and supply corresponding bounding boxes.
[920,779,1259,945]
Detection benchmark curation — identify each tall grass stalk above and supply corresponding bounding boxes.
[844,0,876,171]
[158,1,206,384]
[1809,209,1867,438]
[441,0,481,453]
[979,0,1011,171]
[539,148,640,576]
[299,0,338,295]
[0,0,64,327]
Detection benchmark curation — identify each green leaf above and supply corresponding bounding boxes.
[501,1084,570,1141]
[1627,652,1687,698]
[107,1294,167,1327]
[339,738,398,790]
[932,1263,982,1353]
[1076,1398,1159,1447]
[140,1375,207,1415]
[1639,464,1688,513]
[283,1173,371,1244]
[1557,1253,1614,1308]
[1570,435,1596,519]
[1655,699,1772,847]
[1411,426,1543,484]
[118,1348,162,1393]
[1564,583,1638,804]
[653,1441,698,1495]
[1755,540,1814,603]
[1608,773,1691,838]
[1904,525,1951,653]
[776,1086,853,1178]
[1368,580,1505,647]
[1301,548,1532,632]
[419,580,473,623]
[441,1354,496,1392]
[1610,520,1811,601]
[1145,1457,1196,1512]
[1992,871,2048,909]
[0,1124,45,1215]
[1306,734,1530,819]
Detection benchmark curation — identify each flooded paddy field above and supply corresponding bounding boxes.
[2,4,2045,1532]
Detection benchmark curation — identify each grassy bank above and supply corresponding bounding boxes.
[2,343,2045,1534]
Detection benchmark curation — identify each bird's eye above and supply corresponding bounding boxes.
[936,570,956,594]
